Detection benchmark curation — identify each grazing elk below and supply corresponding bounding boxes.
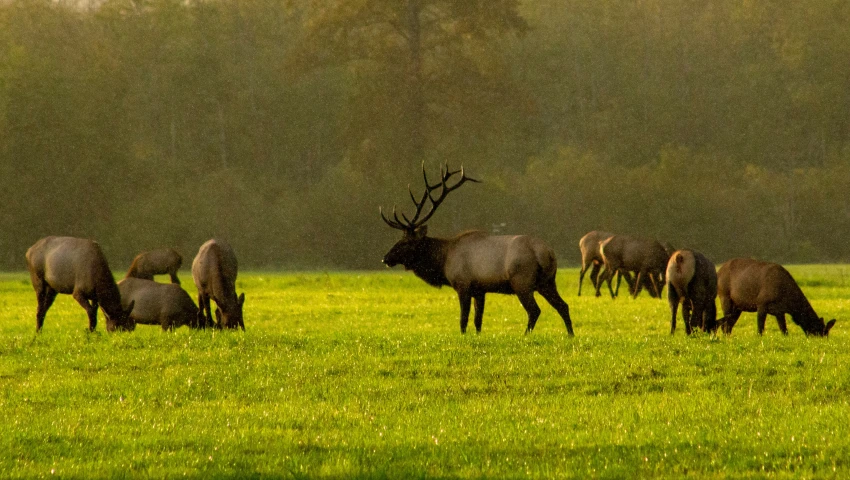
[126,248,183,284]
[666,249,717,335]
[596,235,668,299]
[717,258,836,336]
[192,239,245,330]
[381,164,574,335]
[25,236,135,332]
[577,230,654,298]
[117,278,203,331]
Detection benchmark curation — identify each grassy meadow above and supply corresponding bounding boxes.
[1,266,850,478]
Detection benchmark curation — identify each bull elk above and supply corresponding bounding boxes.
[717,258,836,336]
[25,236,135,332]
[126,248,183,284]
[666,249,717,335]
[381,164,574,335]
[192,239,245,330]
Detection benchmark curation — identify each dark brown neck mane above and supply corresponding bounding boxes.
[408,236,450,287]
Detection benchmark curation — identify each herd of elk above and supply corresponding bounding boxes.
[26,237,245,333]
[21,164,838,339]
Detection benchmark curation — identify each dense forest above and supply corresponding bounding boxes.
[1,0,849,269]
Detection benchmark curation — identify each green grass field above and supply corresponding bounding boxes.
[1,266,849,479]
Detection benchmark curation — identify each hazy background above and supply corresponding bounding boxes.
[1,0,849,270]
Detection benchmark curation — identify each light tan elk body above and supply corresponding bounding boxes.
[666,249,717,335]
[126,248,183,284]
[381,164,573,335]
[578,230,652,298]
[25,236,135,332]
[597,235,668,298]
[717,258,836,336]
[192,239,245,330]
[118,277,203,331]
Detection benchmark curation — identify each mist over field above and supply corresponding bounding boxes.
[1,0,849,269]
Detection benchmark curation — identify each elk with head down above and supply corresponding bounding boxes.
[578,230,651,298]
[192,239,245,330]
[381,164,574,335]
[118,277,204,331]
[717,258,836,336]
[25,236,135,332]
[666,249,717,335]
[126,248,183,284]
[596,235,669,299]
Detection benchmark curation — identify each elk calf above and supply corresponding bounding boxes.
[117,278,203,331]
[26,236,135,332]
[382,164,573,335]
[666,249,717,335]
[126,248,183,284]
[192,239,245,330]
[717,258,836,336]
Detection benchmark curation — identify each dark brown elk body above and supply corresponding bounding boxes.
[666,249,717,335]
[117,278,203,331]
[382,165,573,335]
[126,248,183,284]
[25,236,135,332]
[192,239,245,330]
[717,258,836,336]
[597,235,669,298]
[578,230,651,298]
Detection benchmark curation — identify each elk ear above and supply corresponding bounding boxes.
[238,292,245,306]
[414,225,428,238]
[825,319,836,335]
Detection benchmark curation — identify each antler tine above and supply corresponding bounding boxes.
[380,206,407,230]
[412,163,481,227]
[383,163,481,231]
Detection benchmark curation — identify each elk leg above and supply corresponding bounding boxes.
[73,292,98,332]
[517,292,542,334]
[618,270,634,298]
[36,286,58,332]
[632,270,645,298]
[473,294,485,333]
[682,300,693,335]
[170,272,181,285]
[704,301,718,334]
[594,267,606,297]
[577,263,588,296]
[198,294,212,328]
[648,272,662,299]
[613,270,622,297]
[721,310,742,335]
[458,292,472,334]
[775,313,788,335]
[668,287,680,335]
[538,281,574,336]
[756,306,768,335]
[599,267,616,299]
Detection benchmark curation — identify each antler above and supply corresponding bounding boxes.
[380,162,481,231]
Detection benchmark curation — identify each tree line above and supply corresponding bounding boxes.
[1,0,849,270]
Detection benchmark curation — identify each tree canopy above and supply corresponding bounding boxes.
[1,0,849,269]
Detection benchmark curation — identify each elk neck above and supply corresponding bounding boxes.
[408,236,450,287]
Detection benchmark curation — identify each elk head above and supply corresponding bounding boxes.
[381,163,480,270]
[810,318,837,337]
[105,300,136,332]
[215,292,245,329]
